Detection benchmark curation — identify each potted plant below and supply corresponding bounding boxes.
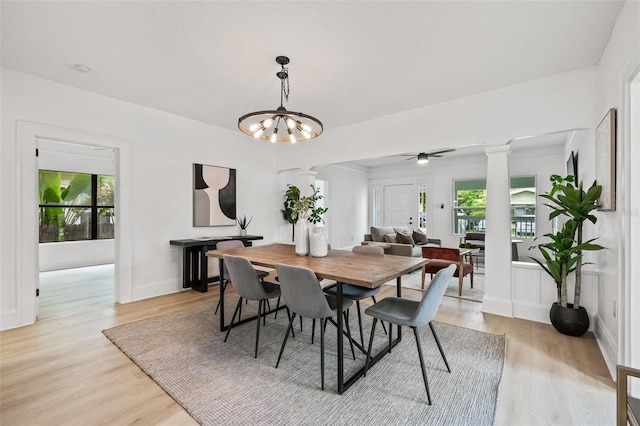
[282,184,328,256]
[530,175,604,336]
[236,214,252,236]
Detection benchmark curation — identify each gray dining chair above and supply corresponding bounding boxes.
[323,245,388,348]
[223,254,281,358]
[275,263,356,390]
[364,264,456,405]
[214,240,268,315]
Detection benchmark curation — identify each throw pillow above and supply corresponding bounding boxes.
[396,232,415,246]
[383,234,397,243]
[371,226,395,242]
[412,230,428,245]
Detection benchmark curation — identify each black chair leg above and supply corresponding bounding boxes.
[311,318,316,344]
[238,299,242,321]
[343,311,356,360]
[429,322,451,373]
[285,307,295,339]
[276,312,296,368]
[274,296,281,319]
[388,320,393,353]
[254,299,262,358]
[371,296,388,335]
[364,318,378,377]
[224,297,242,343]
[413,327,432,405]
[320,317,325,390]
[300,315,303,332]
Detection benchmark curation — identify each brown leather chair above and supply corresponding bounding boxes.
[421,247,474,296]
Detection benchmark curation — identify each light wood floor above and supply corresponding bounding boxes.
[0,265,615,425]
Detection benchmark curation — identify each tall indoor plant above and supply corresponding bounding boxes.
[282,184,327,255]
[531,175,604,336]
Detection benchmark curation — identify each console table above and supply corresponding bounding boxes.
[169,235,263,292]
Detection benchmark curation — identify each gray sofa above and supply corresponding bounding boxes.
[362,225,441,257]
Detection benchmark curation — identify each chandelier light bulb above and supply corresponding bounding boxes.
[249,123,259,132]
[301,130,310,139]
[286,118,295,129]
[270,129,278,143]
[263,118,274,129]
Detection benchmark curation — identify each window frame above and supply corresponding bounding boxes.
[38,170,115,243]
[451,176,537,238]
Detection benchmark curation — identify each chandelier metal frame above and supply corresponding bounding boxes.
[238,56,323,143]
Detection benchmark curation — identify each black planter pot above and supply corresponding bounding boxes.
[550,302,590,337]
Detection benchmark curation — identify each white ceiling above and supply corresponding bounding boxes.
[1,1,624,134]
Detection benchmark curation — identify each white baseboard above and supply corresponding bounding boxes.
[594,313,617,380]
[0,308,27,331]
[512,301,596,332]
[512,301,550,324]
[481,296,513,317]
[130,278,187,302]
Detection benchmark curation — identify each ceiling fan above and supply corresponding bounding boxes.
[403,148,456,164]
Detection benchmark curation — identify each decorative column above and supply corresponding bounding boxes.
[482,145,513,317]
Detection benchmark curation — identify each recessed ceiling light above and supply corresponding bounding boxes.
[70,64,91,73]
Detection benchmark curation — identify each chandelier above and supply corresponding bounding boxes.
[238,56,323,143]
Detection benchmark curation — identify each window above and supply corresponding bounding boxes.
[39,170,115,242]
[452,177,536,237]
[372,187,381,226]
[418,183,428,233]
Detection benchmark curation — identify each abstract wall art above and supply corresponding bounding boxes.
[193,163,236,226]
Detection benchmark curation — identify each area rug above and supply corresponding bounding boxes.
[103,299,504,426]
[386,268,486,302]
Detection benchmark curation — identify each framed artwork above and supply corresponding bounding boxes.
[193,163,236,226]
[595,108,616,211]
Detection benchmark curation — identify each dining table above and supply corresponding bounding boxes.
[207,243,428,394]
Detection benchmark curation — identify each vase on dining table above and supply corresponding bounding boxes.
[309,226,328,257]
[294,220,309,256]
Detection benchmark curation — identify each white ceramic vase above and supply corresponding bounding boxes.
[309,226,328,257]
[294,221,310,256]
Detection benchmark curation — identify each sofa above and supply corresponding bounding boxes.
[362,225,441,257]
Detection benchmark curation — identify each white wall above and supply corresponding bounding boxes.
[276,68,597,171]
[593,0,640,376]
[313,164,369,249]
[1,68,281,329]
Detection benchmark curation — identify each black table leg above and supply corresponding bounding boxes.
[219,258,225,332]
[182,247,190,288]
[337,281,344,394]
[397,276,402,340]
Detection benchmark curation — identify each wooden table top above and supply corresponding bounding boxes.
[208,243,427,289]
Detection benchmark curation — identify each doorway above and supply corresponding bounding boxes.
[383,184,415,228]
[13,121,133,329]
[37,139,116,317]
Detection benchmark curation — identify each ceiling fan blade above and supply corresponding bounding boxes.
[427,148,456,156]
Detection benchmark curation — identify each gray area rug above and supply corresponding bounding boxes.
[103,299,504,425]
[387,268,485,302]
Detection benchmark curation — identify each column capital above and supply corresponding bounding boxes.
[484,145,511,156]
